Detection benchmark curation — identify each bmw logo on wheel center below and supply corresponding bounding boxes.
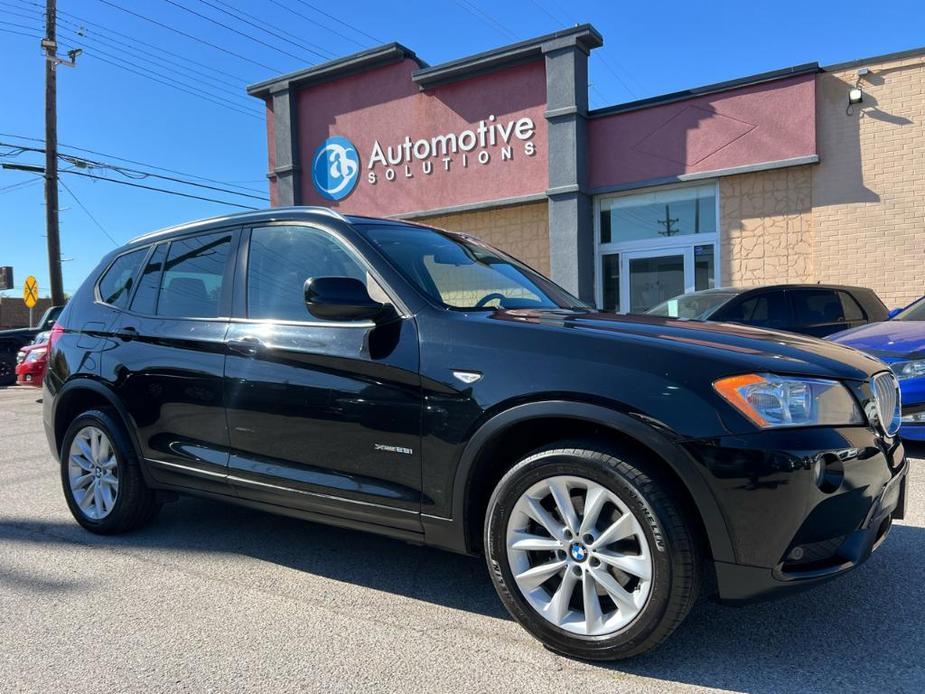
[311,135,360,201]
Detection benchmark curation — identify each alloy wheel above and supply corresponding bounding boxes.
[505,475,653,636]
[68,426,119,520]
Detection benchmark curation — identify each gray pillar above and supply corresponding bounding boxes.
[543,31,600,303]
[269,85,301,206]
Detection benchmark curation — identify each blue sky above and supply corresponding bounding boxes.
[1,0,924,298]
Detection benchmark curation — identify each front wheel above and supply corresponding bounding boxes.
[484,440,701,660]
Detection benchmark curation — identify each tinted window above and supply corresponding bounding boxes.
[896,297,925,321]
[247,225,367,322]
[98,249,147,309]
[722,291,790,328]
[130,243,168,315]
[791,289,843,325]
[839,291,865,321]
[157,232,232,318]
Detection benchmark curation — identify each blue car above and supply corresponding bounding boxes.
[830,297,925,441]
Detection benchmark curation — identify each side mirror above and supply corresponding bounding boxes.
[304,277,388,322]
[888,307,903,319]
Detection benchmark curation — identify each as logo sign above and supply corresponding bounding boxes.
[311,136,359,200]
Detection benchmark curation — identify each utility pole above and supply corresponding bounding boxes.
[43,0,64,306]
[656,204,680,237]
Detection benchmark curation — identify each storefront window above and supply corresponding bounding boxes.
[596,183,720,313]
[600,185,716,244]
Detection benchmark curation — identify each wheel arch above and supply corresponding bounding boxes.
[52,379,144,465]
[449,400,734,563]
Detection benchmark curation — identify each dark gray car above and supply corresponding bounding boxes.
[646,284,888,337]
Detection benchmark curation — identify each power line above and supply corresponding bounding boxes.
[0,18,261,118]
[452,0,519,42]
[60,169,259,209]
[197,0,336,61]
[0,133,267,195]
[267,0,369,50]
[96,0,283,73]
[84,49,263,120]
[52,23,260,111]
[0,141,270,201]
[19,0,253,84]
[161,0,319,65]
[49,14,248,93]
[58,177,120,246]
[287,0,382,45]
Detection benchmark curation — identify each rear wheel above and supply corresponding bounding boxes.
[60,409,160,534]
[484,439,700,660]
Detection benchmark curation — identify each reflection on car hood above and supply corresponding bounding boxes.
[829,320,925,359]
[490,309,887,380]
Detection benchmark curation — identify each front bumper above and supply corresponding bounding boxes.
[15,362,45,387]
[685,427,907,603]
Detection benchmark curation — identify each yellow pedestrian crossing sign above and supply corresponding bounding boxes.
[23,275,38,309]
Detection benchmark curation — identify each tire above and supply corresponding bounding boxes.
[484,438,701,660]
[0,353,14,386]
[60,408,160,534]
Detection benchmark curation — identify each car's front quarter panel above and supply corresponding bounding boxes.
[416,309,741,520]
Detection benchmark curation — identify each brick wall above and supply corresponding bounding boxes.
[411,200,551,276]
[719,166,815,286]
[813,55,925,308]
[0,297,55,329]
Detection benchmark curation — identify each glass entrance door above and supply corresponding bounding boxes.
[599,243,716,314]
[625,251,686,314]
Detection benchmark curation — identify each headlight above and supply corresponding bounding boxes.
[15,351,26,364]
[24,348,47,363]
[713,373,863,428]
[891,359,925,381]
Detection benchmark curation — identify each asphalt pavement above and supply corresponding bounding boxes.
[1,385,923,693]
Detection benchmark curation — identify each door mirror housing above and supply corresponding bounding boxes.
[304,277,388,322]
[888,307,903,319]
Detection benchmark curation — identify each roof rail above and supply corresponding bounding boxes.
[300,206,349,222]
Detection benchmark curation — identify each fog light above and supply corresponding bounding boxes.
[788,546,805,561]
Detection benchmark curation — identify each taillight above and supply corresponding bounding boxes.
[48,322,64,352]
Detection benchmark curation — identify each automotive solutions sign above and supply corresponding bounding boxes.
[310,114,537,200]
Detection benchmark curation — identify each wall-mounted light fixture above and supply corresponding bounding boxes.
[846,67,869,115]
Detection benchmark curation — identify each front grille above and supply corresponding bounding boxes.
[871,371,901,436]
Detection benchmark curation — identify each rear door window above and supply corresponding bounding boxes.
[791,289,843,326]
[98,248,147,309]
[157,232,234,318]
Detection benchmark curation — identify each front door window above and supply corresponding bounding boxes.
[596,183,719,313]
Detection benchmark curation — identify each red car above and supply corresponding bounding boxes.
[15,338,49,387]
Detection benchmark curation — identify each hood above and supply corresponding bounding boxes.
[829,320,925,360]
[490,309,887,381]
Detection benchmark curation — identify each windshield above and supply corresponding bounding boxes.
[360,224,587,311]
[646,291,738,319]
[895,297,925,321]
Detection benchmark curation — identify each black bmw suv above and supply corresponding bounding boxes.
[44,207,907,660]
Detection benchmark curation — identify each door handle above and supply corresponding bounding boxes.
[116,326,138,341]
[227,336,264,355]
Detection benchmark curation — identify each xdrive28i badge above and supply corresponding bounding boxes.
[311,136,360,201]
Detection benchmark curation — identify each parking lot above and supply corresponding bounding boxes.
[0,385,922,693]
